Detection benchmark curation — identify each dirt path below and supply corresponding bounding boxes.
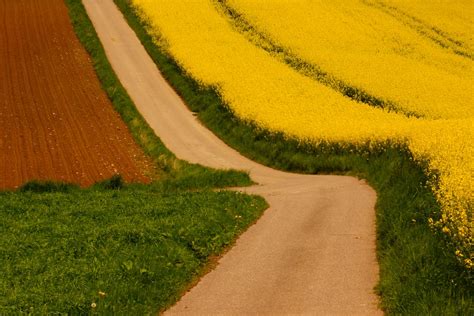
[0,0,151,189]
[83,0,382,314]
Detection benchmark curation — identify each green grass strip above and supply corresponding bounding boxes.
[0,187,267,314]
[115,0,473,314]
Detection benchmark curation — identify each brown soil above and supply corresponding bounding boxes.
[0,0,152,189]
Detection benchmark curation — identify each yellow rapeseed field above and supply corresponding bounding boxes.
[227,0,474,119]
[132,0,473,267]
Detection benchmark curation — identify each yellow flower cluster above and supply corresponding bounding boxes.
[132,0,473,266]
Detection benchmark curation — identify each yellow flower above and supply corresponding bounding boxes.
[464,259,473,269]
[442,226,451,234]
[133,0,473,267]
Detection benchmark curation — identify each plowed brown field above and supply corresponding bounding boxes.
[0,0,151,189]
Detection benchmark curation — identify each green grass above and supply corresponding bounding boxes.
[0,184,267,314]
[114,0,473,314]
[0,0,268,314]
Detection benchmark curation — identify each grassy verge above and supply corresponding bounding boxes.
[0,182,267,314]
[115,0,472,314]
[0,0,269,314]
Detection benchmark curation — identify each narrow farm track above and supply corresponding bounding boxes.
[84,0,382,314]
[0,0,151,189]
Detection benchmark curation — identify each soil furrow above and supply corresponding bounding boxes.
[0,0,151,189]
